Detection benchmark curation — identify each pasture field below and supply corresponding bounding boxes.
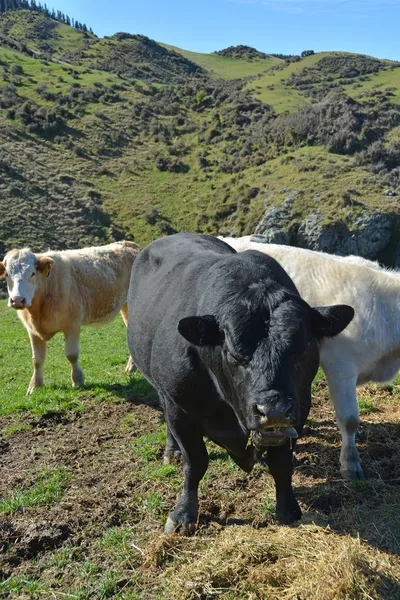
[159,44,281,80]
[0,299,400,599]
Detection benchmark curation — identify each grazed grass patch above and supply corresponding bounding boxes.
[0,467,71,513]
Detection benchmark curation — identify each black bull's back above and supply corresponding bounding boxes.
[127,233,352,532]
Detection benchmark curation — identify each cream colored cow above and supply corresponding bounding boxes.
[0,241,140,393]
[222,234,400,481]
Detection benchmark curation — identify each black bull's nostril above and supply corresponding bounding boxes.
[255,399,296,425]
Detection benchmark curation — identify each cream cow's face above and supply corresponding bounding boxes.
[0,249,53,309]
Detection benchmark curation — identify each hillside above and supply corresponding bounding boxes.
[0,9,399,265]
[161,42,282,79]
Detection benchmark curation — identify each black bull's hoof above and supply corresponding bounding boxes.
[276,497,302,524]
[164,516,196,536]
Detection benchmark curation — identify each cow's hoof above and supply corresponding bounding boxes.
[340,462,365,480]
[164,517,196,536]
[163,450,182,465]
[26,382,42,395]
[72,381,84,388]
[125,356,136,374]
[276,500,302,525]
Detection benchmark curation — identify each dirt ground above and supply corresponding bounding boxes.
[1,381,400,598]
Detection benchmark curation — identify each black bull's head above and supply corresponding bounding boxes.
[178,284,354,446]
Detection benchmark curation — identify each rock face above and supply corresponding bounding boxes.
[254,193,400,266]
[254,192,297,245]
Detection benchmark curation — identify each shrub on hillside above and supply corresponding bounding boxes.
[143,208,160,225]
[16,100,66,137]
[10,64,24,76]
[155,156,190,173]
[269,93,363,154]
[0,83,19,108]
[355,141,400,173]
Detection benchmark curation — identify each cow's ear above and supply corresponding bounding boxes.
[311,304,354,338]
[0,262,5,277]
[178,315,223,347]
[36,256,53,277]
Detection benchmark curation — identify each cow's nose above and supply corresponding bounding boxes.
[255,399,295,425]
[10,296,26,309]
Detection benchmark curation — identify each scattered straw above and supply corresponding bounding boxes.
[161,524,400,599]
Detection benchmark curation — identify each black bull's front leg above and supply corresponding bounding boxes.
[266,441,301,524]
[163,420,302,533]
[163,404,209,535]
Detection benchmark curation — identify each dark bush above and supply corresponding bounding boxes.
[0,84,19,108]
[143,208,160,225]
[155,156,190,173]
[355,141,400,172]
[10,64,24,76]
[16,100,66,137]
[269,93,364,154]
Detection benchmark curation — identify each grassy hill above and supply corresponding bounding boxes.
[247,51,400,111]
[0,9,399,257]
[161,42,282,79]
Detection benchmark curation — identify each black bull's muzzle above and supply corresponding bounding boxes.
[252,425,299,448]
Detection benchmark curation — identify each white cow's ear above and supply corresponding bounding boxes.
[311,304,354,338]
[36,256,54,277]
[0,262,5,277]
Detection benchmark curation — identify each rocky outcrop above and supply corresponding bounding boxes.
[254,193,400,266]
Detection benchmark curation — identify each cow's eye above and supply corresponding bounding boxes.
[31,272,36,277]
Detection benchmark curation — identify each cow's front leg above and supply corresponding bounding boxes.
[27,332,47,394]
[267,441,301,524]
[64,329,84,388]
[120,303,136,373]
[324,368,363,480]
[164,405,208,535]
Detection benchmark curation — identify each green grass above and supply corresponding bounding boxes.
[0,299,153,418]
[0,10,94,57]
[0,575,49,597]
[0,467,71,513]
[0,46,121,101]
[358,398,380,415]
[161,43,282,79]
[246,51,400,112]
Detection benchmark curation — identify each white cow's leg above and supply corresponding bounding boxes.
[64,329,84,388]
[27,332,47,394]
[324,368,363,480]
[120,303,136,374]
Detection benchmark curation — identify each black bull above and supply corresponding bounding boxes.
[127,233,354,532]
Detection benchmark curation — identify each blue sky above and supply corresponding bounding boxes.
[53,0,399,60]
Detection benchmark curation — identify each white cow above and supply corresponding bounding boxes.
[0,241,140,394]
[223,234,400,480]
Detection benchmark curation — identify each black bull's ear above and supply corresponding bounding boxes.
[178,315,223,347]
[311,304,354,338]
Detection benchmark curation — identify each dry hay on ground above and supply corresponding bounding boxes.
[158,525,400,600]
